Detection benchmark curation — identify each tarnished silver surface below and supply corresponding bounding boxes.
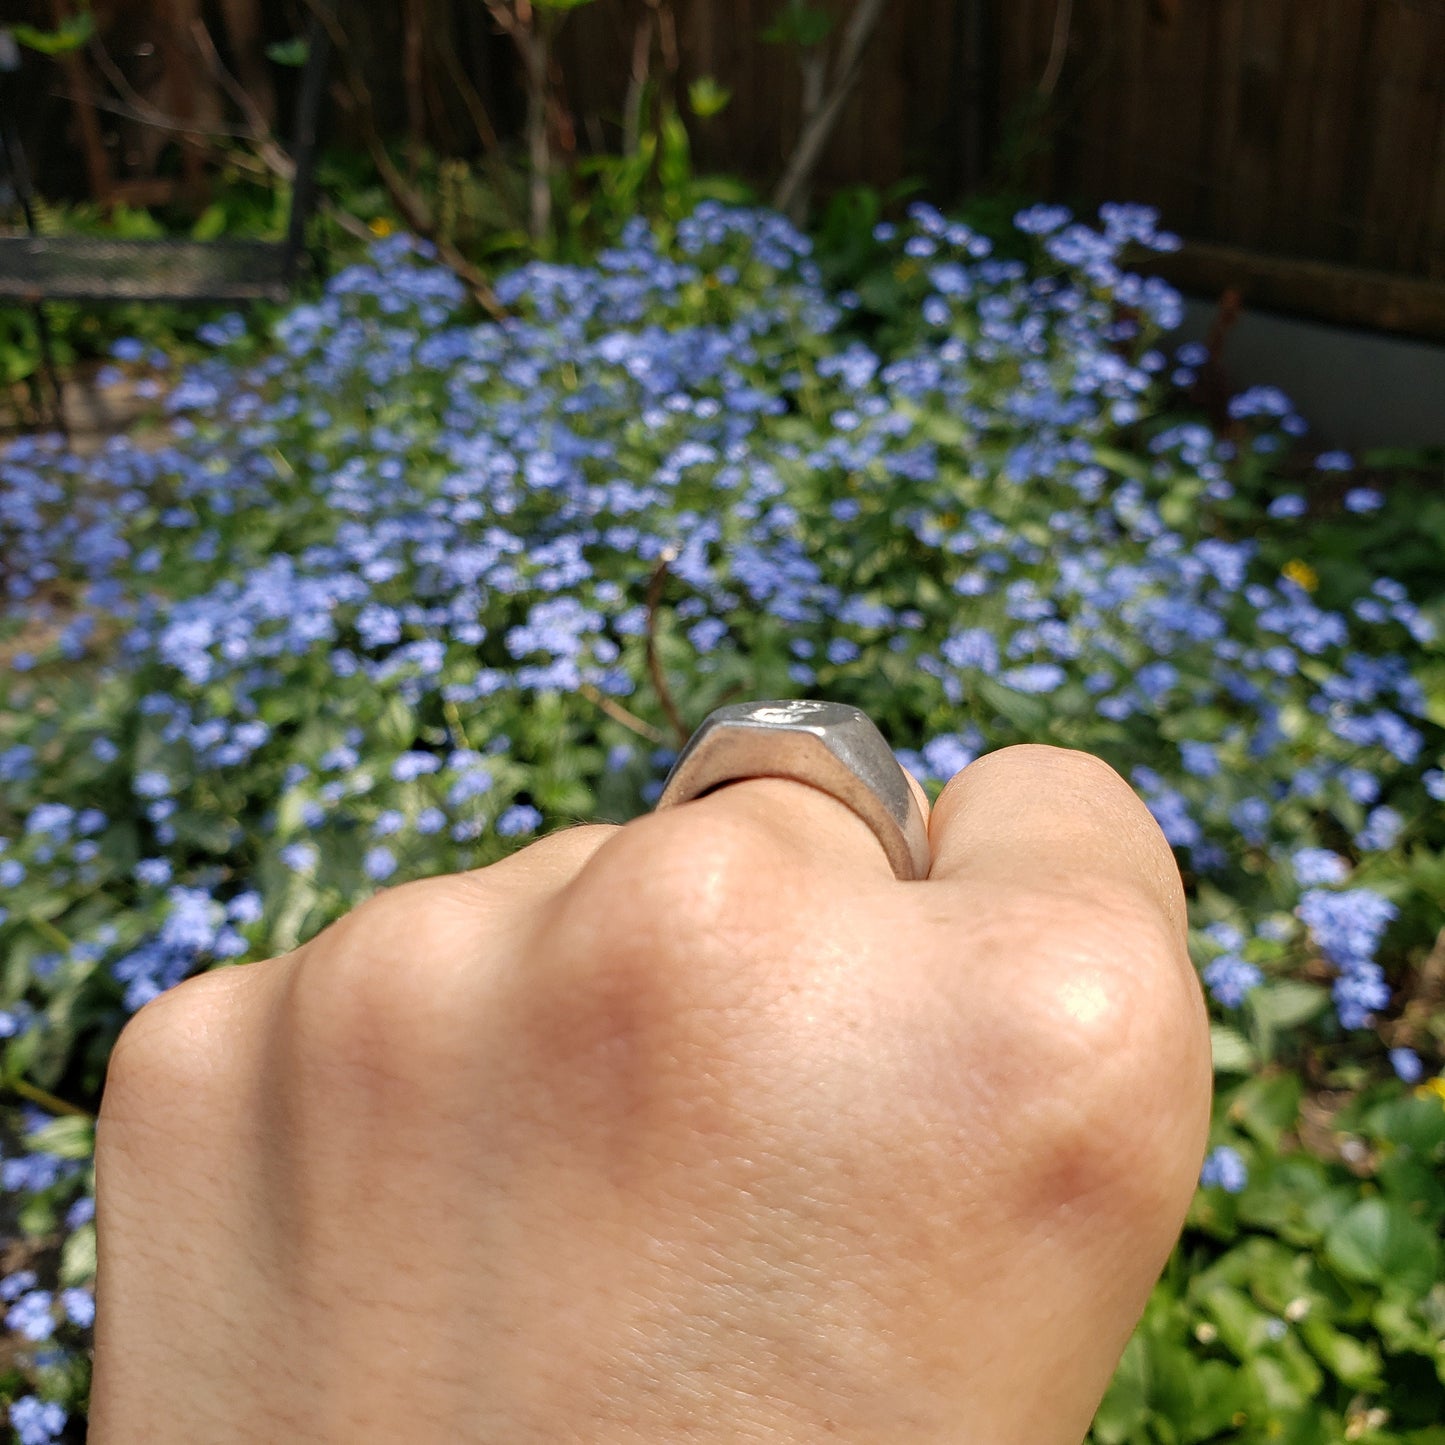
[653,699,930,881]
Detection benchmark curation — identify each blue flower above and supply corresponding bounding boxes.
[1202,955,1262,1008]
[59,1287,95,1328]
[1291,848,1349,887]
[919,732,979,783]
[279,841,318,873]
[8,1395,68,1445]
[135,858,173,887]
[1179,740,1219,778]
[1,1270,38,1301]
[940,628,999,675]
[1200,1145,1247,1193]
[1266,493,1306,518]
[1354,805,1403,852]
[1001,663,1065,694]
[1388,1047,1423,1084]
[6,1290,55,1341]
[364,847,398,882]
[133,770,172,799]
[1014,203,1072,235]
[1344,487,1383,513]
[497,803,542,837]
[392,752,443,782]
[1298,888,1397,969]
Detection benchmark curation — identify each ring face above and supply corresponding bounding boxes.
[653,699,931,881]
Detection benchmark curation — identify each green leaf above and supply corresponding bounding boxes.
[1365,1095,1445,1158]
[687,76,732,120]
[1198,1281,1271,1358]
[1091,1330,1149,1444]
[1210,1024,1255,1075]
[1247,980,1330,1032]
[191,203,229,244]
[264,36,310,67]
[1324,1197,1441,1294]
[23,1113,95,1161]
[1297,1315,1383,1390]
[59,1222,97,1288]
[760,0,835,48]
[13,12,95,55]
[1228,1071,1302,1147]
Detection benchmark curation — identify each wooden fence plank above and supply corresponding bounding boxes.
[1142,238,1445,343]
[1272,0,1324,259]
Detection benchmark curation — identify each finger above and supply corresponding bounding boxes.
[927,743,1188,946]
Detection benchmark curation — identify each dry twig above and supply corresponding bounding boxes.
[645,548,690,746]
[772,0,888,223]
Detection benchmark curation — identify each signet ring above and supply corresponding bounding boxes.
[653,699,931,882]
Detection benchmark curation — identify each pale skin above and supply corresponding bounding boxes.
[89,742,1213,1443]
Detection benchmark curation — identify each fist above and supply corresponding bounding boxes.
[90,744,1211,1443]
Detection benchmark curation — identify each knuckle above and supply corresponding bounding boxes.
[101,968,242,1128]
[285,880,463,1064]
[976,889,1207,1203]
[511,811,804,1092]
[562,807,802,965]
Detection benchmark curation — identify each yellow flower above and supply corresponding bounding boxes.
[1416,1076,1445,1108]
[1282,558,1318,591]
[368,216,396,238]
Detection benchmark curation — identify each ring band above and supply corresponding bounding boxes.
[653,699,931,881]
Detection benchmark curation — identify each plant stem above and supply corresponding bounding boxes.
[772,0,889,224]
[578,683,666,745]
[8,1079,95,1121]
[645,548,690,746]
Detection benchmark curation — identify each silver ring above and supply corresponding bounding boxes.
[653,699,930,881]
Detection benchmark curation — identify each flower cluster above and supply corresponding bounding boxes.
[1,198,1442,1426]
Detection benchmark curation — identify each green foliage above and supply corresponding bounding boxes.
[263,35,310,67]
[687,75,733,120]
[0,195,1442,1442]
[9,11,94,56]
[760,0,836,49]
[562,96,754,256]
[1101,1080,1445,1442]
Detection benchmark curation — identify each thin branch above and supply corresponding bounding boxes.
[481,0,554,244]
[1038,0,1075,99]
[579,683,666,745]
[187,18,296,182]
[403,0,428,179]
[6,1079,95,1121]
[623,13,656,158]
[772,0,889,223]
[436,30,504,154]
[644,547,689,746]
[302,0,508,320]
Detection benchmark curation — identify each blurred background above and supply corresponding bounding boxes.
[3,0,1443,442]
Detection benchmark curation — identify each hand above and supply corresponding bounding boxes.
[90,743,1211,1443]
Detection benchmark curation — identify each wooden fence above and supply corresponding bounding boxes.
[993,0,1445,339]
[10,0,1445,338]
